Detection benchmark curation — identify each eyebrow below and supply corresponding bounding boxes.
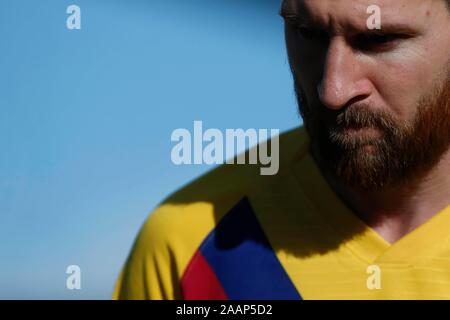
[279,9,313,28]
[280,11,419,37]
[365,24,419,35]
[279,0,302,19]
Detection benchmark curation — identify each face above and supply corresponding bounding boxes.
[282,0,450,190]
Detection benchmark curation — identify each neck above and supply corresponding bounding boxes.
[323,148,450,244]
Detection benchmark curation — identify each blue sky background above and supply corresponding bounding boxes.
[0,0,301,299]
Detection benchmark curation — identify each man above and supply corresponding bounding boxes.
[114,0,450,299]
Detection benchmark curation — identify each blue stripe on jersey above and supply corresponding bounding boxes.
[198,197,302,300]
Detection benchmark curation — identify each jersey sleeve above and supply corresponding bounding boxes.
[113,206,183,300]
[112,201,225,300]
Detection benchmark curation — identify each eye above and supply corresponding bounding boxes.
[297,26,328,40]
[353,33,402,51]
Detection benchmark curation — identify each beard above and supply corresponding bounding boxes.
[295,72,450,191]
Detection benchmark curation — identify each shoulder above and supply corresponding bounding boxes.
[114,126,310,299]
[141,126,310,252]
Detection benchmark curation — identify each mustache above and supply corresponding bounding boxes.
[322,104,400,133]
[317,104,407,148]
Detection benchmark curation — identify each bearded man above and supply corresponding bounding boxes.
[115,0,450,300]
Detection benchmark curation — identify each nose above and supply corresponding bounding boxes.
[317,37,372,110]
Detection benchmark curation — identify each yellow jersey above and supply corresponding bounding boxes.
[114,127,450,300]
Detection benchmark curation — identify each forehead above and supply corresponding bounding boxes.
[281,0,436,29]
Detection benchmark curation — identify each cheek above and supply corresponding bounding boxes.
[287,52,324,107]
[285,30,325,89]
[368,28,449,122]
[369,56,435,122]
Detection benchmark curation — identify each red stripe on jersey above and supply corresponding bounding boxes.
[181,250,228,300]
